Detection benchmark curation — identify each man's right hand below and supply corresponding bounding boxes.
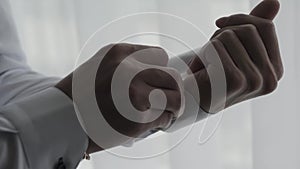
[56,43,183,153]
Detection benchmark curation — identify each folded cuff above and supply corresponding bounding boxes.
[1,87,88,169]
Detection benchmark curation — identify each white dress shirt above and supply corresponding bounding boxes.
[0,0,210,168]
[0,1,88,169]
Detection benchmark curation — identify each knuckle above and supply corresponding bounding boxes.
[211,29,223,39]
[110,43,125,52]
[262,77,278,95]
[262,20,275,30]
[153,46,169,59]
[111,43,136,52]
[241,24,257,32]
[229,70,247,92]
[218,29,236,39]
[160,112,174,129]
[247,72,264,92]
[210,39,220,46]
[111,43,123,50]
[101,43,119,54]
[129,84,148,110]
[105,43,116,49]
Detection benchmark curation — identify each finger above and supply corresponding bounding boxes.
[106,43,169,66]
[216,0,280,27]
[216,29,262,95]
[229,25,278,95]
[250,0,280,20]
[130,45,169,66]
[151,110,174,131]
[130,81,182,114]
[129,80,152,111]
[210,39,247,100]
[213,15,283,80]
[184,68,211,112]
[148,86,182,115]
[141,67,182,90]
[215,29,250,70]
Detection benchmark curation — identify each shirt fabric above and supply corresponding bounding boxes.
[0,1,88,169]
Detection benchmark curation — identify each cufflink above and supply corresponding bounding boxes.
[83,152,91,160]
[55,157,66,169]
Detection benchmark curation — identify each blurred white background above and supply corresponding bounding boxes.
[8,0,300,169]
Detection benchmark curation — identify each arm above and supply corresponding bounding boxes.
[167,0,283,131]
[0,0,25,61]
[0,88,88,169]
[0,1,90,168]
[0,0,53,106]
[56,43,183,154]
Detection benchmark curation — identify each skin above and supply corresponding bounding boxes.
[55,0,284,155]
[56,43,182,153]
[184,0,283,113]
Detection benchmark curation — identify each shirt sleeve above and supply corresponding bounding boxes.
[0,0,26,62]
[0,1,89,168]
[165,55,209,132]
[0,87,89,169]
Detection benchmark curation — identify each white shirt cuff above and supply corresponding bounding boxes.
[1,87,88,169]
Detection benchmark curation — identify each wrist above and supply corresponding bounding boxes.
[56,73,105,155]
[87,138,103,154]
[55,73,73,99]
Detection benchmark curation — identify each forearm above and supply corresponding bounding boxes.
[55,73,104,154]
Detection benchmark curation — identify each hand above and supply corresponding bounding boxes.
[186,0,283,113]
[56,43,183,153]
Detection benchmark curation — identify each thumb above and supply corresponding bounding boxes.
[250,0,280,20]
[216,0,280,28]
